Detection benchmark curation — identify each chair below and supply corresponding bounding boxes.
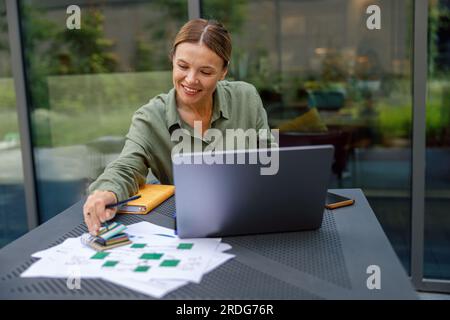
[279,130,351,181]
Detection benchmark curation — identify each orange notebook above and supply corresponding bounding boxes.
[117,184,175,215]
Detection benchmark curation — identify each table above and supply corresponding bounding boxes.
[0,189,417,299]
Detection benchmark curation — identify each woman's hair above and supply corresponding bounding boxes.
[170,19,232,68]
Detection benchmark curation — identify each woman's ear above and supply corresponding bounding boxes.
[220,67,228,80]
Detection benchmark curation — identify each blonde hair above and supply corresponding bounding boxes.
[170,19,232,68]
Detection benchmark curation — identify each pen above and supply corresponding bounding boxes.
[102,195,141,230]
[105,194,141,209]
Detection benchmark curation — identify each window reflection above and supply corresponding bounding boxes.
[20,0,188,221]
[424,0,450,280]
[0,0,28,248]
[203,0,413,272]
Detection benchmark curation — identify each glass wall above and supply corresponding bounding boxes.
[0,0,28,248]
[202,0,414,271]
[1,0,449,288]
[424,0,450,280]
[19,0,188,222]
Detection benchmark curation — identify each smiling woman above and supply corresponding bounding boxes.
[84,19,275,236]
[173,42,228,135]
[170,20,230,135]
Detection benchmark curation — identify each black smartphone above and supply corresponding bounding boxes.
[325,192,355,210]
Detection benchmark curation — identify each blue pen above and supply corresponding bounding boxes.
[102,195,142,230]
[105,194,141,209]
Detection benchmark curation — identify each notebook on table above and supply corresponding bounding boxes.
[117,184,175,215]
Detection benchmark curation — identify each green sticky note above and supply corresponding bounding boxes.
[140,253,163,260]
[103,261,119,268]
[177,243,194,250]
[91,252,110,260]
[160,259,180,267]
[134,266,150,272]
[131,243,146,249]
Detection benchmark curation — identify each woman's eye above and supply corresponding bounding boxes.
[201,71,212,75]
[178,65,188,70]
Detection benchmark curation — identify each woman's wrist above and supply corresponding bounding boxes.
[91,189,118,204]
[105,190,118,204]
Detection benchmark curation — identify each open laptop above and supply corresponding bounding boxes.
[172,145,334,238]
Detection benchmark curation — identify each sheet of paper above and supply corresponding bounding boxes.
[23,222,230,282]
[32,222,226,260]
[32,238,81,259]
[103,252,235,298]
[125,221,176,237]
[24,238,218,282]
[217,243,232,252]
[22,241,99,278]
[32,238,232,259]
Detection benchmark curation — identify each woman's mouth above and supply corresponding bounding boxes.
[181,84,201,96]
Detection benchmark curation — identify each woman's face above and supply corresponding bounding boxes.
[173,42,227,108]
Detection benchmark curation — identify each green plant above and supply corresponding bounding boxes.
[50,9,119,75]
[429,1,450,77]
[377,102,411,139]
[0,2,9,63]
[376,80,450,145]
[201,0,247,34]
[18,4,125,146]
[134,37,155,71]
[20,3,58,110]
[133,0,188,71]
[321,50,348,84]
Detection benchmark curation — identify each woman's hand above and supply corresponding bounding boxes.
[83,190,118,235]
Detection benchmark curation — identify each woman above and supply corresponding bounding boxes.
[83,19,273,235]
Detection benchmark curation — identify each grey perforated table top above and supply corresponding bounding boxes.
[0,189,417,299]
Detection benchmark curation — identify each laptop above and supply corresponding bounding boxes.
[172,145,334,238]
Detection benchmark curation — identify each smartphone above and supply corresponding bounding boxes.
[325,192,355,210]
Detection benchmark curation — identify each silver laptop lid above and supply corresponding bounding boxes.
[172,145,334,238]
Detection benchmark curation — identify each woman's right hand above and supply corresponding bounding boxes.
[83,190,118,236]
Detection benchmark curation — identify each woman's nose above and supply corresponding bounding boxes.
[185,70,198,84]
